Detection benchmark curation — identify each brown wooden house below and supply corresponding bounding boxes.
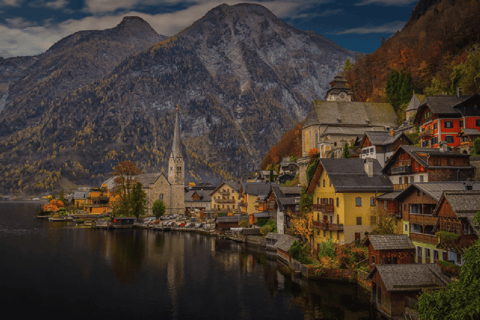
[215,215,248,234]
[365,235,415,270]
[368,264,450,319]
[382,145,474,191]
[433,190,480,265]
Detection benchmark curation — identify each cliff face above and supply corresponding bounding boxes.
[0,3,355,194]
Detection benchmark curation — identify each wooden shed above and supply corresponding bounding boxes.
[365,235,415,270]
[367,264,450,319]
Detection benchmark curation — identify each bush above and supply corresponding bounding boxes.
[436,260,462,278]
[318,239,335,259]
[256,218,269,227]
[260,225,273,236]
[239,220,249,228]
[289,240,312,265]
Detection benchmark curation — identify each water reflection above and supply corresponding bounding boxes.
[0,203,376,320]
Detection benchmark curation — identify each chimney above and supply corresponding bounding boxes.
[439,141,448,152]
[457,87,462,98]
[364,158,374,177]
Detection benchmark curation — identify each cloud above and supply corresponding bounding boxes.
[29,0,69,10]
[355,0,416,6]
[0,0,317,57]
[290,8,342,20]
[0,0,22,6]
[332,20,406,34]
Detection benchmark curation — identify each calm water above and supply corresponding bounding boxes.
[0,202,376,320]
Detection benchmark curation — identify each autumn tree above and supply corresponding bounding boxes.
[112,161,141,197]
[370,205,395,235]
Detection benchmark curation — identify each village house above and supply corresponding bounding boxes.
[413,91,480,150]
[391,181,480,264]
[364,235,415,271]
[240,182,279,225]
[84,187,110,214]
[396,92,425,134]
[73,187,90,210]
[210,181,241,213]
[307,158,393,249]
[184,189,212,216]
[298,72,398,184]
[215,215,248,234]
[457,128,480,154]
[278,157,299,175]
[368,264,450,319]
[359,131,413,167]
[433,189,480,265]
[382,145,474,190]
[265,186,301,234]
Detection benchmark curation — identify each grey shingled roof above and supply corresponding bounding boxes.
[363,130,413,146]
[275,234,297,252]
[216,215,249,223]
[303,101,397,129]
[459,128,480,136]
[375,191,402,200]
[397,182,480,202]
[320,158,393,192]
[368,264,450,292]
[243,182,278,196]
[420,96,464,115]
[224,181,241,192]
[184,190,212,202]
[443,191,480,214]
[321,126,382,137]
[367,235,415,251]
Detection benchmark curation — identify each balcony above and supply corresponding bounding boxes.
[219,190,230,196]
[312,221,329,230]
[312,203,334,213]
[217,198,235,204]
[409,213,438,226]
[409,232,438,245]
[391,166,412,175]
[329,223,344,231]
[419,129,434,138]
[460,141,474,147]
[88,196,109,201]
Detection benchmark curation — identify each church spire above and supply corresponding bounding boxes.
[171,109,181,159]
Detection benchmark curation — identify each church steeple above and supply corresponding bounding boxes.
[170,110,182,159]
[168,109,184,185]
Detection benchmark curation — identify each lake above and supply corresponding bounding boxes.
[0,202,376,319]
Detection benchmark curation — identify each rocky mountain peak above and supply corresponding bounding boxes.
[116,16,160,38]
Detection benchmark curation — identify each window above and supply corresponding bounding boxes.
[356,217,362,225]
[417,190,420,196]
[356,197,362,206]
[444,121,453,128]
[445,135,454,143]
[399,177,403,184]
[404,204,407,211]
[417,246,423,262]
[336,197,339,208]
[460,120,463,128]
[370,197,375,206]
[434,122,437,130]
[323,180,325,187]
[410,176,414,183]
[372,256,376,264]
[420,175,424,182]
[442,251,448,261]
[432,137,438,145]
[425,248,431,260]
[433,250,439,262]
[476,119,480,127]
[159,194,164,200]
[404,223,408,232]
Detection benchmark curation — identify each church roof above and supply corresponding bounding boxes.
[325,74,354,99]
[303,101,397,129]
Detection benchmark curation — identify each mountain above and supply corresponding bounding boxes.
[0,16,165,135]
[346,0,480,102]
[0,3,354,194]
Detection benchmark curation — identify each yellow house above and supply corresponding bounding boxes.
[210,181,242,213]
[240,182,275,225]
[307,158,393,249]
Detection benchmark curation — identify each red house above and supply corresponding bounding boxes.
[414,92,480,149]
[365,235,415,270]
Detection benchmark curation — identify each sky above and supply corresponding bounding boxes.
[0,0,419,58]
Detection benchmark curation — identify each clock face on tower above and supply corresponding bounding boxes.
[339,92,346,99]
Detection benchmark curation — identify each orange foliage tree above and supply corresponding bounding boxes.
[112,161,141,196]
[261,120,304,169]
[287,209,314,252]
[43,199,64,212]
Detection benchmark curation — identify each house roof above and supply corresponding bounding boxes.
[184,189,212,202]
[441,190,480,214]
[366,235,415,251]
[210,181,241,196]
[243,182,278,196]
[275,234,297,252]
[216,215,249,223]
[317,158,393,193]
[382,145,472,173]
[396,182,480,202]
[367,264,450,292]
[73,191,88,199]
[375,191,402,200]
[458,128,480,136]
[420,95,464,115]
[320,126,383,138]
[361,130,413,147]
[102,173,168,190]
[303,101,397,129]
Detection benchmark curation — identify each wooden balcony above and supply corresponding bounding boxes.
[312,221,329,230]
[419,129,434,138]
[460,141,474,147]
[410,232,438,245]
[391,166,412,175]
[409,214,438,226]
[438,234,477,248]
[329,223,344,231]
[216,198,235,204]
[312,203,334,213]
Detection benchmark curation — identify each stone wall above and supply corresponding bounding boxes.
[471,156,480,181]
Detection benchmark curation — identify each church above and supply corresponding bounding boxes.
[103,111,185,215]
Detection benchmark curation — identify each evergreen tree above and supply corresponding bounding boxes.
[385,68,415,108]
[342,142,350,158]
[152,199,166,218]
